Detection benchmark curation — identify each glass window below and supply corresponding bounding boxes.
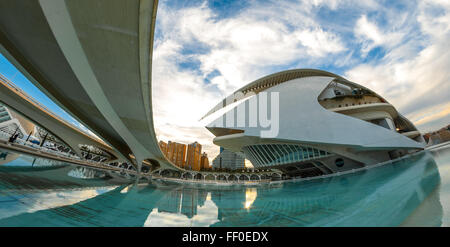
[254,146,270,165]
[267,145,280,160]
[263,145,277,162]
[263,145,277,164]
[307,147,314,159]
[245,147,260,166]
[280,145,290,163]
[277,146,286,163]
[313,148,319,157]
[299,147,306,160]
[249,146,266,166]
[287,145,296,162]
[244,144,332,167]
[291,146,300,161]
[273,145,287,164]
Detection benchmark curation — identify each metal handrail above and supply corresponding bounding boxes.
[0,131,147,180]
[0,130,125,170]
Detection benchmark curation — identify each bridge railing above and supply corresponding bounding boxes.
[0,129,120,168]
[0,73,106,145]
[0,130,147,179]
[0,129,77,158]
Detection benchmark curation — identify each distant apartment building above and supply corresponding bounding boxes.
[167,141,176,161]
[212,148,245,170]
[160,140,187,168]
[175,142,187,168]
[159,140,210,170]
[200,152,210,170]
[159,140,168,155]
[186,141,202,171]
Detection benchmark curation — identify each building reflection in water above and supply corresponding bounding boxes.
[144,187,217,227]
[206,151,443,227]
[0,186,117,221]
[157,187,208,218]
[0,147,446,226]
[244,188,257,209]
[0,151,20,165]
[148,151,443,227]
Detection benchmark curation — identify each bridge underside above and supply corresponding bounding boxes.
[0,0,178,172]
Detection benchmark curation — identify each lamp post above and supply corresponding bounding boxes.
[25,130,33,142]
[40,133,48,147]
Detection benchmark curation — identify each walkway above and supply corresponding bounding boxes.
[0,132,150,180]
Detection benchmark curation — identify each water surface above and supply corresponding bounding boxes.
[1,145,449,226]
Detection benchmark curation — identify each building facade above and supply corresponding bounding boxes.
[159,140,210,170]
[211,148,245,170]
[203,69,425,179]
[186,141,202,171]
[163,141,187,168]
[159,140,168,155]
[200,152,210,170]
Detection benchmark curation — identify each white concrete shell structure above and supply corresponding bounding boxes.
[203,69,425,179]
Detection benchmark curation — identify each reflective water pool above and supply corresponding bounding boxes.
[0,145,450,226]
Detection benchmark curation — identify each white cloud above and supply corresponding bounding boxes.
[296,28,346,57]
[346,0,450,132]
[152,0,347,159]
[0,186,117,221]
[354,15,405,56]
[144,192,219,227]
[152,0,450,161]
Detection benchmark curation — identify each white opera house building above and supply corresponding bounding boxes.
[203,69,425,179]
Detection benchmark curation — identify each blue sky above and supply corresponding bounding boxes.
[0,54,79,125]
[0,53,94,135]
[152,0,450,157]
[1,0,449,158]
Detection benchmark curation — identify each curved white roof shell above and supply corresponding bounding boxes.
[204,69,376,118]
[205,70,424,165]
[203,68,417,132]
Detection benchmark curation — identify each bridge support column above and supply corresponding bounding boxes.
[65,142,84,159]
[152,167,161,175]
[134,155,144,181]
